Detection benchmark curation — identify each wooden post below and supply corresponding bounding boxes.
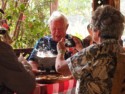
[109,0,120,10]
[50,0,58,15]
[92,0,120,11]
[92,0,109,11]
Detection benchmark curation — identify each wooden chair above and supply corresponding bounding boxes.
[111,53,125,94]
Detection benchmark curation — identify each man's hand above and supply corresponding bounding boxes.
[28,60,40,75]
[57,38,66,54]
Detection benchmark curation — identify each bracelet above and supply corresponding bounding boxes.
[58,49,65,54]
[22,61,32,70]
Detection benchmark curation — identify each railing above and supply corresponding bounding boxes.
[14,48,33,59]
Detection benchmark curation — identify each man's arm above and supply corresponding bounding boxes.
[55,37,83,76]
[56,53,71,76]
[0,41,36,94]
[28,38,42,71]
[28,60,40,74]
[55,38,71,76]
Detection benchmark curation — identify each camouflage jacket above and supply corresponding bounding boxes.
[67,39,124,94]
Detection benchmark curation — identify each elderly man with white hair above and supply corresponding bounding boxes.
[28,11,81,73]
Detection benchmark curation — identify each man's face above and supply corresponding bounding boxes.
[49,18,68,42]
[91,29,100,43]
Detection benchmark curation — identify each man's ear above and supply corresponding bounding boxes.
[88,28,93,36]
[66,24,69,30]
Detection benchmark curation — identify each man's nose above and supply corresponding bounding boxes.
[55,29,60,34]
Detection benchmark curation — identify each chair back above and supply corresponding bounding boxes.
[111,53,125,94]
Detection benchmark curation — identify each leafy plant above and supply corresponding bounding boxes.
[0,0,53,49]
[0,0,92,48]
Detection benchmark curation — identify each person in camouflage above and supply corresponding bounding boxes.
[28,11,81,73]
[55,5,125,94]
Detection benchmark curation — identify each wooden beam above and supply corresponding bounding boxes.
[92,0,120,11]
[50,0,58,15]
[109,0,120,10]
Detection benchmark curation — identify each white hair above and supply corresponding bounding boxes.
[48,11,68,26]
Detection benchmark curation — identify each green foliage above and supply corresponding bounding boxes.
[1,0,92,48]
[3,0,52,49]
[58,0,92,39]
[58,0,91,16]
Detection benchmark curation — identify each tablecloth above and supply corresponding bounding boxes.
[32,78,76,94]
